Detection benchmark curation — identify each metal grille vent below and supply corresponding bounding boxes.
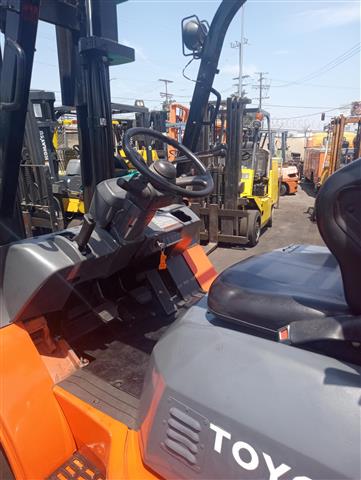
[164,406,202,466]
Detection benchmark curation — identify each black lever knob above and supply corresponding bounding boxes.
[73,213,96,251]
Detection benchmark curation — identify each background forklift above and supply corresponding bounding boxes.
[239,108,279,240]
[167,102,190,160]
[276,130,300,196]
[306,114,361,221]
[58,101,156,224]
[304,115,361,191]
[19,91,66,234]
[318,114,361,188]
[19,93,157,231]
[0,1,360,480]
[192,99,279,247]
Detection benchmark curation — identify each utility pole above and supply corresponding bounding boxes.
[158,78,174,109]
[233,74,249,97]
[231,5,247,97]
[253,72,269,109]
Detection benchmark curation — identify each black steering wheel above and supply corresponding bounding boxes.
[123,127,214,198]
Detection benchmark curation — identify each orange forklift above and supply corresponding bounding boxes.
[167,103,189,161]
[277,131,299,196]
[318,115,361,187]
[304,116,361,190]
[281,166,299,195]
[0,1,360,480]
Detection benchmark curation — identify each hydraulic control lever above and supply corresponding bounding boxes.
[175,144,227,165]
[73,213,96,252]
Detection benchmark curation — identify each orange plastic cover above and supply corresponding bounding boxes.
[20,316,81,383]
[0,324,75,479]
[183,244,217,292]
[54,387,160,479]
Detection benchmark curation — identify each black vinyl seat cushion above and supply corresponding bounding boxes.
[208,244,350,337]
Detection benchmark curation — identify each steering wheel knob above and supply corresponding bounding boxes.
[150,160,177,183]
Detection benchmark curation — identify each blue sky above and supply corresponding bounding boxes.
[31,0,360,130]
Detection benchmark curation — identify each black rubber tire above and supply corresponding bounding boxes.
[247,210,261,247]
[280,183,288,196]
[268,207,274,227]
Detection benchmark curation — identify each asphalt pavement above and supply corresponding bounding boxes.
[209,183,325,273]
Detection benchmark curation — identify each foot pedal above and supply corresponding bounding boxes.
[47,452,104,480]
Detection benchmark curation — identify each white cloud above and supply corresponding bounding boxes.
[295,2,360,31]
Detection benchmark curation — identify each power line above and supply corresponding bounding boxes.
[277,43,360,87]
[301,44,360,83]
[273,104,351,120]
[264,104,339,109]
[272,43,360,88]
[271,79,360,90]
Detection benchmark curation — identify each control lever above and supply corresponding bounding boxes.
[175,145,227,164]
[73,213,96,251]
[202,87,221,126]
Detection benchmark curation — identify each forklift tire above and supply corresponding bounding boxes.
[239,215,248,236]
[280,183,288,196]
[247,210,261,247]
[268,207,274,228]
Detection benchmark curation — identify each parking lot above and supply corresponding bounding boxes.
[210,184,325,272]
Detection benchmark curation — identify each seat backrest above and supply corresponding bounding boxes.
[316,158,361,314]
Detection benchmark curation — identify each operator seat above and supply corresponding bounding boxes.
[208,159,361,337]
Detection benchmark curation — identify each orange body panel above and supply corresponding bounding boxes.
[54,387,160,480]
[167,103,189,161]
[283,178,298,194]
[287,180,298,194]
[183,244,218,291]
[20,316,82,383]
[0,324,75,479]
[124,430,160,480]
[304,149,326,184]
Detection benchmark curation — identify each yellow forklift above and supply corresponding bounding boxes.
[192,100,279,247]
[57,103,156,224]
[239,108,279,243]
